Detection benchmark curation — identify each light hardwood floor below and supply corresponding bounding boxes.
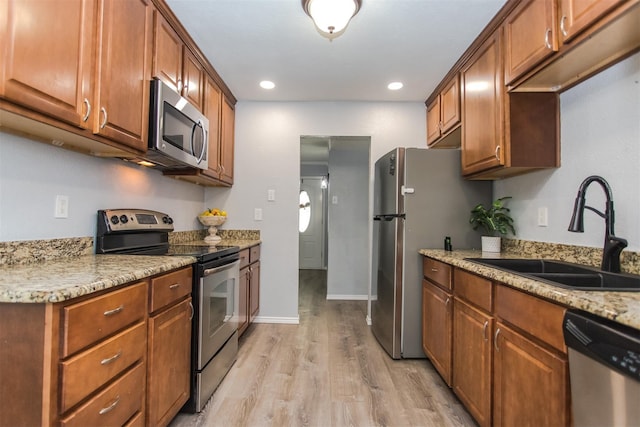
[170,270,476,427]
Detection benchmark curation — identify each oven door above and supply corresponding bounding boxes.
[198,260,239,370]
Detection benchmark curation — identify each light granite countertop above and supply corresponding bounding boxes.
[419,249,640,331]
[0,254,196,304]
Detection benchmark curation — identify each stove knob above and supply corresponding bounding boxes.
[120,215,129,224]
[110,215,119,225]
[162,216,169,224]
[167,216,173,224]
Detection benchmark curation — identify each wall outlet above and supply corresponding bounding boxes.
[537,207,548,227]
[332,195,338,205]
[254,208,263,221]
[54,195,69,218]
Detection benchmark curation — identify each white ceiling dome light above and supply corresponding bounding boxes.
[302,0,362,41]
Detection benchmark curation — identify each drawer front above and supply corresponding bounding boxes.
[149,267,192,313]
[495,284,567,353]
[249,244,260,263]
[60,362,145,427]
[60,322,146,413]
[239,248,250,269]
[63,282,147,358]
[423,257,452,290]
[454,268,493,312]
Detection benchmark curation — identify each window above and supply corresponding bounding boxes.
[299,190,311,233]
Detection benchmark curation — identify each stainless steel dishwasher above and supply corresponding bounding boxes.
[563,310,640,427]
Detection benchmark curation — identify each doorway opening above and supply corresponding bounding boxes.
[299,135,371,305]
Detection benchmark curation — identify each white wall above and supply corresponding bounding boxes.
[327,138,370,299]
[0,132,205,241]
[494,52,640,251]
[205,102,426,321]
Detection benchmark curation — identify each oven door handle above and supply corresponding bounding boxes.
[203,260,240,276]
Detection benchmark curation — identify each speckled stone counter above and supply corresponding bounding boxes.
[0,255,195,303]
[419,249,640,331]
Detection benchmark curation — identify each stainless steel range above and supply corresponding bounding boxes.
[96,209,240,413]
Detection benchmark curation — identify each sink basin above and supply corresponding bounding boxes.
[465,258,640,291]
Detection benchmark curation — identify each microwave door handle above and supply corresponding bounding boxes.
[191,120,207,164]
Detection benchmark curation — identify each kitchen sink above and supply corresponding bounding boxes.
[465,258,640,291]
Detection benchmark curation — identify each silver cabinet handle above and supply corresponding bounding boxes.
[100,350,122,365]
[483,321,489,342]
[103,305,124,316]
[431,268,438,272]
[189,301,194,320]
[544,28,552,50]
[220,164,226,175]
[82,98,91,122]
[445,297,451,310]
[184,82,189,96]
[169,283,181,290]
[560,15,568,37]
[100,107,107,129]
[98,396,120,415]
[494,145,501,161]
[177,79,183,93]
[494,328,501,351]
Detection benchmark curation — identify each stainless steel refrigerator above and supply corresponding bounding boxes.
[371,147,491,359]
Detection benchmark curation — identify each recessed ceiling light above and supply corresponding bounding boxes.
[388,82,403,90]
[260,80,275,90]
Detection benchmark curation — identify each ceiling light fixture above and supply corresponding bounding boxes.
[388,82,403,90]
[302,0,362,40]
[260,80,275,89]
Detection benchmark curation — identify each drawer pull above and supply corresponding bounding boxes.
[431,268,438,272]
[98,395,120,415]
[103,305,124,317]
[100,350,122,365]
[169,283,181,290]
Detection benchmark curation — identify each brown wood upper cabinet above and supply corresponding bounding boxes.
[219,94,235,185]
[1,0,152,153]
[152,11,204,112]
[503,0,558,85]
[426,75,460,147]
[559,0,624,43]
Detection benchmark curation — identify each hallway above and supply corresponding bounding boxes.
[171,270,475,426]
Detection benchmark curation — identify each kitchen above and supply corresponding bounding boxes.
[1,0,639,426]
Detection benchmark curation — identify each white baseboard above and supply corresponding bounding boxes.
[252,315,300,325]
[326,294,368,301]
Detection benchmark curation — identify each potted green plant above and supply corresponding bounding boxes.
[469,196,516,253]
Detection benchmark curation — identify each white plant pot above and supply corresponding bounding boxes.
[481,236,501,254]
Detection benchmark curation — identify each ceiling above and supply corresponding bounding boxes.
[166,0,507,102]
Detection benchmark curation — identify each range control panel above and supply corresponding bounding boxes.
[97,209,174,234]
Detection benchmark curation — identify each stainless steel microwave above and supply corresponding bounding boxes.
[146,78,209,170]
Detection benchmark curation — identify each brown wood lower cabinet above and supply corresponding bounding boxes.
[453,299,493,427]
[421,279,453,386]
[239,244,261,336]
[421,256,571,427]
[493,322,568,426]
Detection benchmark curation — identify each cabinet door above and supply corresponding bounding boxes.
[493,323,569,427]
[422,280,452,386]
[152,11,183,93]
[461,30,504,176]
[0,0,95,127]
[453,299,493,427]
[426,96,441,145]
[203,76,222,180]
[560,0,623,42]
[219,95,235,185]
[504,0,557,85]
[249,261,260,322]
[238,266,249,335]
[147,297,192,427]
[94,0,152,151]
[182,48,204,112]
[440,76,460,134]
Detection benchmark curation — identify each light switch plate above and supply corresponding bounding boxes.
[254,208,263,221]
[267,189,276,201]
[55,195,69,218]
[537,207,548,227]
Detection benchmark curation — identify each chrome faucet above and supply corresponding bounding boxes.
[568,175,627,273]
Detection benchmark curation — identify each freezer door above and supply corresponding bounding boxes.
[371,214,403,359]
[373,148,404,216]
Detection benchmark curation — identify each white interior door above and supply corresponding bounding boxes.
[299,177,325,269]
